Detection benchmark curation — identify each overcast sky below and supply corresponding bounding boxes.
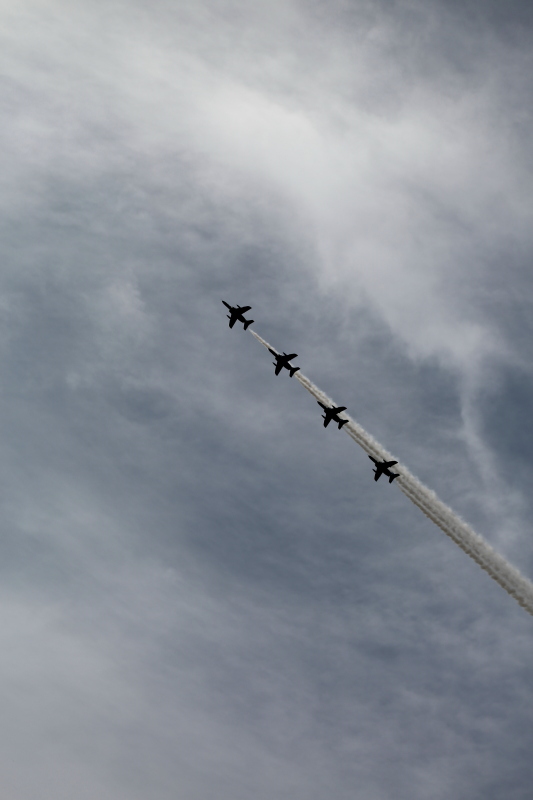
[1,1,533,798]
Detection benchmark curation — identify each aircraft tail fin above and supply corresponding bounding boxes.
[389,473,400,483]
[243,319,254,330]
[338,419,348,429]
[289,367,300,377]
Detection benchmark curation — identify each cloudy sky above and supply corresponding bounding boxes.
[1,0,533,797]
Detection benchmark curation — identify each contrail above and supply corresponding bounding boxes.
[250,330,533,616]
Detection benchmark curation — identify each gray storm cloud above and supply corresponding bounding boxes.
[251,330,533,617]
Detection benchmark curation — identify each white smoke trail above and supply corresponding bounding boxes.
[250,330,533,616]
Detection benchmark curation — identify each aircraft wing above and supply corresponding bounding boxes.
[274,363,283,375]
[374,471,381,481]
[384,460,398,468]
[323,417,331,427]
[285,354,298,361]
[228,316,236,328]
[239,305,251,313]
[337,407,347,413]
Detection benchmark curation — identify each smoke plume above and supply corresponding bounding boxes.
[250,330,533,616]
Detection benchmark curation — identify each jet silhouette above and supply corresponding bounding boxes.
[317,401,348,429]
[222,301,254,330]
[369,456,400,483]
[268,348,300,377]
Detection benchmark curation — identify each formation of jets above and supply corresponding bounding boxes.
[223,301,400,485]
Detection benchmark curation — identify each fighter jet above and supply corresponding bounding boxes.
[369,456,400,483]
[317,401,348,429]
[268,348,300,377]
[222,301,254,330]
